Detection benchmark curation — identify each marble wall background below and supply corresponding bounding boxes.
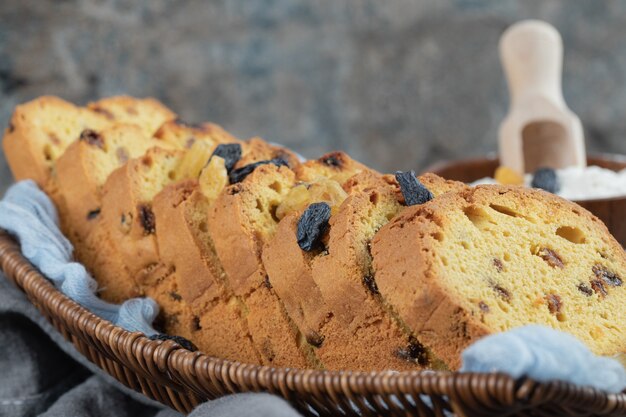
[2,0,626,194]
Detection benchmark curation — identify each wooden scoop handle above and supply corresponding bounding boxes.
[499,20,565,108]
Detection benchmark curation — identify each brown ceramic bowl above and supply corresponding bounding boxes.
[424,154,626,247]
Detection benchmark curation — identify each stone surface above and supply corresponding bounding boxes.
[2,0,626,195]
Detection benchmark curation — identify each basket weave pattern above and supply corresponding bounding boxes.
[0,231,624,416]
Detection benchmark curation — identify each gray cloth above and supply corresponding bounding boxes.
[0,275,302,417]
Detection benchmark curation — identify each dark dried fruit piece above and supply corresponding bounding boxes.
[120,212,132,234]
[192,316,202,331]
[91,106,115,120]
[493,258,504,272]
[169,291,182,301]
[478,301,490,312]
[395,337,429,366]
[577,283,593,296]
[592,265,623,287]
[87,208,101,220]
[306,331,324,347]
[209,143,242,173]
[531,167,560,193]
[79,129,105,150]
[321,152,342,168]
[138,204,156,235]
[141,155,153,167]
[148,334,197,351]
[362,274,379,294]
[545,294,562,315]
[492,284,511,302]
[297,202,331,252]
[537,247,564,268]
[263,275,272,289]
[591,279,608,298]
[48,133,61,145]
[228,158,289,184]
[395,171,434,206]
[226,184,242,195]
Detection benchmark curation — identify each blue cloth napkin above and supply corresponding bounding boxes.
[1,180,625,395]
[0,180,158,335]
[461,325,626,393]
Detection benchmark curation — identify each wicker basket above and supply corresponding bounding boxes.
[1,231,624,417]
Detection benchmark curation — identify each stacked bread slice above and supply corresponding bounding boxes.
[263,171,466,370]
[3,96,175,187]
[3,95,624,370]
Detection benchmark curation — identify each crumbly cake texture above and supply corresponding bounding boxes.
[207,164,312,366]
[3,96,110,190]
[150,144,309,367]
[154,180,227,307]
[209,151,369,297]
[55,124,174,250]
[91,130,303,363]
[89,147,186,302]
[2,95,175,190]
[87,121,247,302]
[205,152,369,367]
[90,129,297,305]
[263,172,466,370]
[371,185,626,370]
[151,180,260,363]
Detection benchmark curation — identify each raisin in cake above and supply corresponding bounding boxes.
[371,184,626,369]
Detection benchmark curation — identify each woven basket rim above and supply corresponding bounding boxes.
[1,229,625,415]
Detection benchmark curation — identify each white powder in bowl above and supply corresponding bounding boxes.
[472,166,626,201]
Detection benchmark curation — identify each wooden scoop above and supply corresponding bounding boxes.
[498,19,586,174]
